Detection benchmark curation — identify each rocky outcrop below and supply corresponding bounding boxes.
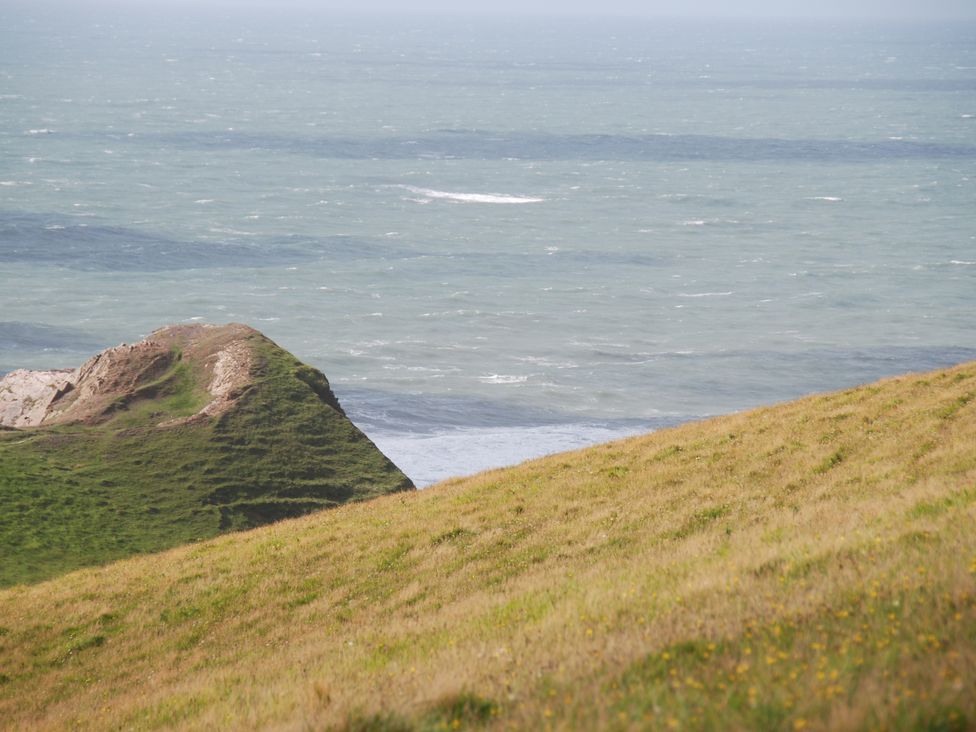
[0,367,75,428]
[0,323,257,428]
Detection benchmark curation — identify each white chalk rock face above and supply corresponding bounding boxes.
[0,368,76,428]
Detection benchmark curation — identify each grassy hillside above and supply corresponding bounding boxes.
[1,362,974,731]
[0,327,412,587]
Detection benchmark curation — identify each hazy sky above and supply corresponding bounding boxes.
[13,0,976,19]
[220,0,976,19]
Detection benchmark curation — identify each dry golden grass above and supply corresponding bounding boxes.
[1,362,974,731]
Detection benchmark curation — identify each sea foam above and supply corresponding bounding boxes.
[399,185,543,204]
[479,374,529,384]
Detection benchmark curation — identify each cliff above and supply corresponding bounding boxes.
[0,323,413,586]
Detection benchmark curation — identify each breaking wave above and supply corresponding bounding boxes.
[399,185,544,204]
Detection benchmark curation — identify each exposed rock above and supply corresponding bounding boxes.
[0,323,258,428]
[0,368,76,428]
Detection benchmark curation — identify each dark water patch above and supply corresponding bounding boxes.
[620,345,976,413]
[691,78,976,93]
[338,347,976,436]
[299,72,976,94]
[335,386,676,435]
[0,322,106,353]
[0,212,395,272]
[134,129,976,163]
[553,249,664,267]
[644,345,976,376]
[409,249,666,279]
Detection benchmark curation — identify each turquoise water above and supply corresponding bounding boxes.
[2,7,975,484]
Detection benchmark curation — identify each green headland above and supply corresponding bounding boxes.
[0,323,413,587]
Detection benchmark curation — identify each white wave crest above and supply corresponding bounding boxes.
[400,185,543,204]
[478,374,529,384]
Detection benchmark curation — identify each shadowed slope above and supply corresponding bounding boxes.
[0,362,974,731]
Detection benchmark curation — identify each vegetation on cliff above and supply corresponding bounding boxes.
[0,324,413,587]
[0,361,973,730]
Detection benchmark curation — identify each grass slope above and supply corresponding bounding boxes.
[0,332,412,587]
[1,363,974,731]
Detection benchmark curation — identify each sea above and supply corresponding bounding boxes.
[1,6,974,486]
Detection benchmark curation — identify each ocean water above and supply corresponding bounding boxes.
[1,7,974,485]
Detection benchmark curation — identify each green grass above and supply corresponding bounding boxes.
[0,362,974,731]
[0,333,412,587]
